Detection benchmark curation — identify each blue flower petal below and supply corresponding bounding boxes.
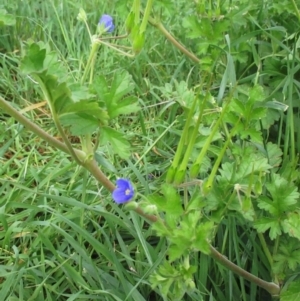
[112,178,134,204]
[98,14,115,33]
[115,179,129,189]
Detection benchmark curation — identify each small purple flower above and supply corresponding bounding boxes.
[112,179,134,204]
[98,14,114,33]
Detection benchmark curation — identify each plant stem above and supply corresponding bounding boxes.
[205,117,241,191]
[140,0,154,33]
[166,97,197,183]
[0,96,75,155]
[134,0,141,24]
[209,245,280,296]
[148,16,200,64]
[81,40,100,85]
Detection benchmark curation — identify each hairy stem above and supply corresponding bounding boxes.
[210,245,280,296]
[148,16,200,64]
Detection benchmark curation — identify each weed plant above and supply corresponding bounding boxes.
[1,1,300,301]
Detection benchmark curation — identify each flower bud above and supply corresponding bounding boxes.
[77,8,87,22]
[125,11,135,34]
[190,163,200,178]
[133,31,145,54]
[185,279,195,290]
[166,166,176,183]
[173,169,186,185]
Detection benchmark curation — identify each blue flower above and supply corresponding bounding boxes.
[112,179,134,204]
[98,14,114,33]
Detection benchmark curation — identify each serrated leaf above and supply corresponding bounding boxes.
[250,107,266,120]
[59,101,109,135]
[182,16,202,39]
[218,154,271,184]
[51,80,73,113]
[100,126,131,158]
[69,83,95,102]
[254,217,282,240]
[257,196,276,214]
[264,174,299,214]
[93,71,139,119]
[109,96,140,118]
[148,186,183,217]
[266,142,283,168]
[240,128,262,142]
[59,113,100,135]
[229,98,246,116]
[186,192,205,212]
[273,239,300,272]
[192,222,214,254]
[175,81,195,109]
[161,184,183,215]
[280,280,300,301]
[20,43,46,73]
[281,211,300,240]
[249,85,265,103]
[168,244,186,262]
[60,100,109,123]
[43,50,66,78]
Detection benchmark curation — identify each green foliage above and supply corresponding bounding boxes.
[100,126,131,159]
[20,41,139,158]
[0,8,15,26]
[280,280,300,301]
[1,0,300,300]
[255,174,299,240]
[92,71,140,119]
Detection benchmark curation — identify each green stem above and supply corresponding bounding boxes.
[257,232,273,267]
[81,39,100,85]
[174,94,207,184]
[190,101,230,178]
[97,39,135,57]
[134,0,141,24]
[166,97,198,183]
[287,48,295,162]
[205,118,241,191]
[148,16,200,64]
[140,0,154,33]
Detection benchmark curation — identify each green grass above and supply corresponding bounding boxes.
[1,0,300,300]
